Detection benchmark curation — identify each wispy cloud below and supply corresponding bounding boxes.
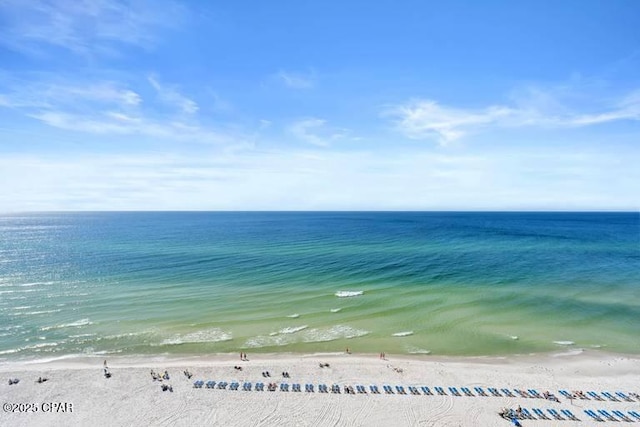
[0,75,244,145]
[0,0,185,56]
[276,70,316,89]
[148,75,198,114]
[288,118,349,147]
[388,88,640,145]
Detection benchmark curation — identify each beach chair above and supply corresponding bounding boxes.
[408,386,420,395]
[629,411,640,421]
[205,380,215,388]
[561,409,580,421]
[520,408,535,420]
[514,389,530,398]
[548,409,564,420]
[461,387,474,397]
[420,386,433,395]
[558,389,573,399]
[488,387,501,397]
[242,382,251,391]
[601,391,619,401]
[474,387,488,396]
[612,410,633,422]
[587,391,604,401]
[331,384,341,394]
[356,385,366,394]
[527,389,542,398]
[435,386,446,395]
[255,382,264,391]
[383,385,393,394]
[279,383,288,392]
[584,410,604,422]
[369,385,377,394]
[500,388,515,397]
[449,387,461,396]
[532,408,550,420]
[396,386,407,394]
[598,409,617,421]
[615,391,633,402]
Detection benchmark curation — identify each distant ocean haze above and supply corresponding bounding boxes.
[0,211,638,360]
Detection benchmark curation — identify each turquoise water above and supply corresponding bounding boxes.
[0,212,638,360]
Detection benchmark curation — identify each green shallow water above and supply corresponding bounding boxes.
[0,211,638,360]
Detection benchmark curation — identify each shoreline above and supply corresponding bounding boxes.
[1,350,638,426]
[0,346,635,369]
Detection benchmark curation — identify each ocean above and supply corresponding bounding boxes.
[0,211,638,361]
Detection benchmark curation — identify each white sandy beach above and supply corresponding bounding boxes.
[1,351,639,427]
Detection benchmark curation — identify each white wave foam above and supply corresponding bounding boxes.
[244,325,369,348]
[0,348,20,355]
[278,325,309,334]
[335,291,363,298]
[301,325,369,343]
[287,313,300,318]
[553,340,575,346]
[510,336,519,340]
[392,331,414,337]
[161,328,232,345]
[330,308,342,313]
[406,347,431,354]
[40,318,92,331]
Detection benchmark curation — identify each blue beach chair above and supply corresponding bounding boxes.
[242,382,251,391]
[488,387,501,397]
[501,388,515,397]
[449,387,461,396]
[420,386,433,395]
[561,409,580,421]
[584,409,604,422]
[601,391,619,401]
[461,387,474,396]
[520,408,535,420]
[587,391,604,401]
[255,382,264,391]
[408,386,419,395]
[527,389,542,398]
[558,389,572,399]
[548,409,564,420]
[396,386,407,394]
[474,387,488,396]
[629,411,640,421]
[331,384,340,394]
[532,408,550,420]
[598,409,617,421]
[612,410,632,422]
[435,386,446,395]
[615,391,633,402]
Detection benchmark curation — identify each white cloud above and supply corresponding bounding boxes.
[288,118,349,147]
[148,75,198,114]
[389,88,640,145]
[276,70,315,89]
[0,76,243,145]
[0,0,184,56]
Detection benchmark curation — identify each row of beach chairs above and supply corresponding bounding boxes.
[558,389,636,402]
[584,409,640,423]
[508,407,640,423]
[192,380,637,403]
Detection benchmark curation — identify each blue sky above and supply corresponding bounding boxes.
[0,0,638,211]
